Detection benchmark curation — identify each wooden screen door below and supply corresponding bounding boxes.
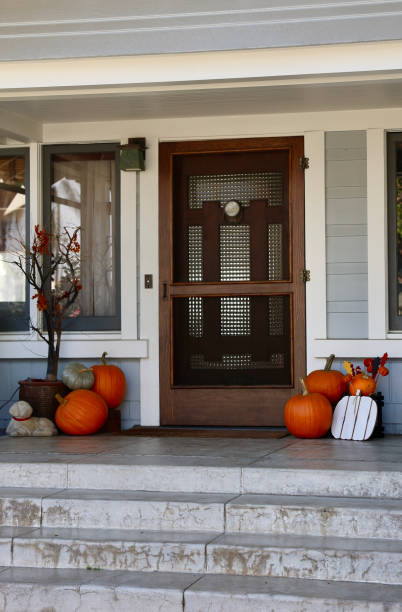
[159,137,305,426]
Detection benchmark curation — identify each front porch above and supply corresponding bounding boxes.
[0,433,401,610]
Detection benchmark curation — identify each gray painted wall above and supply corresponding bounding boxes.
[1,1,402,61]
[0,358,140,431]
[326,131,368,339]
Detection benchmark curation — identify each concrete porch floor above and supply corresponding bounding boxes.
[0,433,401,468]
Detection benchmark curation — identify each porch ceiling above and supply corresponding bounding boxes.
[1,76,402,126]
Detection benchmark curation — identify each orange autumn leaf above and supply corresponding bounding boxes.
[32,292,47,311]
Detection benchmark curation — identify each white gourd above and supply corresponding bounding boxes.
[62,362,95,390]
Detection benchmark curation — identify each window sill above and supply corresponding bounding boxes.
[0,337,148,360]
[312,338,402,358]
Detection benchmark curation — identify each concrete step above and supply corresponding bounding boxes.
[226,493,402,539]
[242,460,402,498]
[2,526,401,584]
[207,532,402,584]
[0,453,401,497]
[0,567,199,612]
[185,574,402,612]
[3,527,216,575]
[2,487,401,541]
[0,567,401,612]
[0,487,234,532]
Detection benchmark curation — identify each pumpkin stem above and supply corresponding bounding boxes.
[55,393,67,406]
[324,354,335,371]
[101,351,108,365]
[299,378,309,396]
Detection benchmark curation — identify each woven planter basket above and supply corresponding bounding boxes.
[19,379,69,422]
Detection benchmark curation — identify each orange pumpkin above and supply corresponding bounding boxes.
[284,379,333,438]
[305,354,347,405]
[91,352,127,409]
[349,373,376,396]
[55,390,108,435]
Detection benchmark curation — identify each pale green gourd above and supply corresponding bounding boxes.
[62,362,95,390]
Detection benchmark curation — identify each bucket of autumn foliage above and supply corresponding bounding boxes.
[12,224,82,420]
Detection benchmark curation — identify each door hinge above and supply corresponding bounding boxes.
[301,269,311,282]
[299,156,310,170]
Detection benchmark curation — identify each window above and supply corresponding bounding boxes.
[43,143,121,331]
[387,133,402,330]
[0,148,29,331]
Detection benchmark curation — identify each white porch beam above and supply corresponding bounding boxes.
[0,108,42,142]
[1,41,402,92]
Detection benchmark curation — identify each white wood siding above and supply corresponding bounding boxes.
[326,131,368,339]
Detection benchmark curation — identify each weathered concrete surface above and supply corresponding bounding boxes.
[0,434,401,609]
[185,574,402,612]
[42,490,233,532]
[207,533,402,584]
[226,494,402,539]
[12,527,217,574]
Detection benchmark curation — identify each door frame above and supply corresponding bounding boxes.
[159,136,306,426]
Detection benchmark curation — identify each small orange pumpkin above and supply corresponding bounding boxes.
[305,354,347,405]
[91,352,127,409]
[349,373,376,396]
[284,378,333,438]
[55,390,108,435]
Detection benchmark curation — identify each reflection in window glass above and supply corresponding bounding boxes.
[397,144,402,315]
[50,151,117,323]
[0,153,27,329]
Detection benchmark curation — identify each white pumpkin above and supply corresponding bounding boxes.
[62,362,95,390]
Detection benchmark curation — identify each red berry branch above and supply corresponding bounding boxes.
[12,225,82,380]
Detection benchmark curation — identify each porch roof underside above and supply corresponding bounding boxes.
[1,73,402,143]
[1,0,402,61]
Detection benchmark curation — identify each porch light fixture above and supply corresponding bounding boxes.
[120,138,146,171]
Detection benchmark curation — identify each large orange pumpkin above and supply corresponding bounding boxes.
[91,352,127,409]
[284,379,333,438]
[55,390,108,435]
[305,354,347,405]
[349,373,376,396]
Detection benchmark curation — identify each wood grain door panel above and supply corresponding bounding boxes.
[159,137,305,426]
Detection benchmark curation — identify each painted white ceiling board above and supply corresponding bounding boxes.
[1,79,402,124]
[0,1,401,60]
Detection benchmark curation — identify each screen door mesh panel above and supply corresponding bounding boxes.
[267,224,282,280]
[188,172,283,209]
[173,295,291,386]
[188,225,203,282]
[220,225,250,281]
[221,297,250,335]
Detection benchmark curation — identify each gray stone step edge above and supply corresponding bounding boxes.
[1,527,401,584]
[1,488,401,540]
[1,460,402,498]
[0,567,401,612]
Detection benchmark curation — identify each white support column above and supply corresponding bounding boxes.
[367,129,387,339]
[139,136,160,425]
[304,131,327,373]
[120,166,137,339]
[29,143,41,332]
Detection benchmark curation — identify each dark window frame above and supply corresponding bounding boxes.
[387,132,402,331]
[43,142,121,332]
[0,147,30,332]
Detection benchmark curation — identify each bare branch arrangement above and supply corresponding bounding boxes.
[12,225,82,380]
